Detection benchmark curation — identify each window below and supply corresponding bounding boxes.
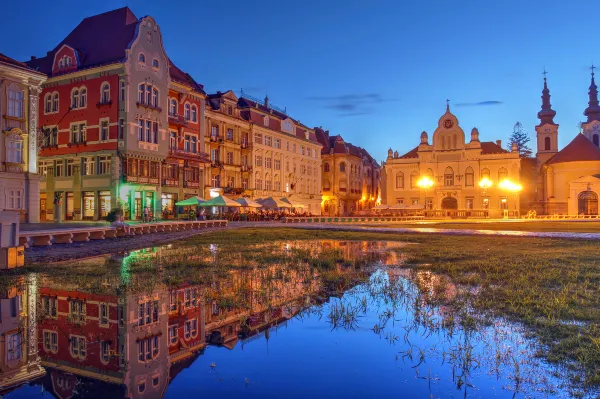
[274,159,281,170]
[395,172,404,189]
[184,135,198,153]
[43,331,58,353]
[138,336,159,362]
[324,163,330,173]
[118,118,124,140]
[41,296,58,318]
[120,80,126,101]
[466,197,474,210]
[191,105,197,122]
[444,167,454,186]
[66,159,76,177]
[137,300,159,326]
[265,157,272,168]
[212,174,220,188]
[69,299,86,320]
[184,319,198,339]
[99,303,109,326]
[98,156,111,175]
[227,152,233,164]
[55,160,64,177]
[52,92,59,113]
[100,119,109,141]
[152,58,159,68]
[7,85,24,118]
[301,145,305,155]
[339,162,346,172]
[274,180,281,191]
[323,179,331,191]
[5,137,23,164]
[274,138,281,148]
[169,325,178,344]
[481,168,490,180]
[425,197,433,210]
[498,167,508,182]
[152,88,158,107]
[71,88,80,109]
[139,53,146,63]
[465,167,474,187]
[100,83,110,103]
[169,98,177,115]
[138,383,146,393]
[211,149,219,162]
[254,133,262,144]
[83,157,95,176]
[255,173,262,190]
[70,335,86,359]
[544,136,551,151]
[184,103,191,120]
[100,341,110,363]
[265,136,272,146]
[70,123,86,144]
[7,333,22,360]
[500,197,508,210]
[138,84,144,103]
[79,87,87,108]
[227,105,233,115]
[45,93,52,113]
[226,128,233,141]
[242,177,248,190]
[255,155,263,166]
[137,119,157,143]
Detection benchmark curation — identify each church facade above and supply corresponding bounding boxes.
[381,105,521,218]
[533,71,600,215]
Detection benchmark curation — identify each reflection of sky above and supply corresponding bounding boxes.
[165,271,568,399]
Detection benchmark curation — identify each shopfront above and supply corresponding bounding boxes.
[83,192,95,220]
[161,193,177,219]
[99,191,111,218]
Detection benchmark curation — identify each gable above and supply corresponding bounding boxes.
[52,44,79,75]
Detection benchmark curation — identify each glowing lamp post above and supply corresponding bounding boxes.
[417,176,435,210]
[499,179,523,217]
[478,178,492,210]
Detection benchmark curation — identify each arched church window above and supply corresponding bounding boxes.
[444,167,454,186]
[578,191,598,215]
[465,167,474,187]
[498,167,508,182]
[410,171,419,188]
[481,168,490,180]
[593,134,599,148]
[395,172,404,189]
[544,136,551,151]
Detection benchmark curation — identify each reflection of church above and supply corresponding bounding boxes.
[533,71,600,215]
[382,70,600,217]
[382,103,521,218]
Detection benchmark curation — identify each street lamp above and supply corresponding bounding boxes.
[499,179,523,217]
[479,178,492,211]
[417,176,435,210]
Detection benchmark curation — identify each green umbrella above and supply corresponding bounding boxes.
[175,196,206,206]
[235,198,263,208]
[257,197,292,209]
[199,195,242,207]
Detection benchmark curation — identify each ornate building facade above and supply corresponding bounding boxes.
[534,72,600,215]
[0,54,46,222]
[315,128,380,216]
[29,7,205,221]
[382,105,521,218]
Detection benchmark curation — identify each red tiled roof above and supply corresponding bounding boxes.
[26,7,138,75]
[168,59,204,94]
[480,141,509,154]
[547,134,600,164]
[398,146,419,159]
[0,53,45,76]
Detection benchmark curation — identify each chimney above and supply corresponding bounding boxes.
[30,56,37,61]
[496,139,502,147]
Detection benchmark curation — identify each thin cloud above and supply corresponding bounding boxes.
[307,93,396,116]
[455,100,504,107]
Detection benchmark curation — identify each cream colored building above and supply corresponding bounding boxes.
[0,54,46,222]
[382,105,521,217]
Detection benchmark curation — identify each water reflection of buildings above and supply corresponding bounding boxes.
[1,240,390,397]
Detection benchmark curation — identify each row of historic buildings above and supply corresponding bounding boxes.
[382,73,600,217]
[0,7,379,222]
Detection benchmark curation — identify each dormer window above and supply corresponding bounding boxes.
[152,59,159,68]
[139,53,146,64]
[263,116,269,127]
[305,132,309,140]
[227,105,233,115]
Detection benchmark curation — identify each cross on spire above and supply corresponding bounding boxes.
[542,68,548,80]
[446,98,450,111]
[592,63,596,77]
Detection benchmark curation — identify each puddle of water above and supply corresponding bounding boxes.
[0,240,587,398]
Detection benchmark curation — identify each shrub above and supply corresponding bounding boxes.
[105,208,123,222]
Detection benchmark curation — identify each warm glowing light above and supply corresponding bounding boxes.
[417,176,434,189]
[499,179,522,192]
[478,178,493,190]
[209,189,220,198]
[361,196,367,202]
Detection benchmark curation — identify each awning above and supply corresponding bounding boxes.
[257,197,292,209]
[372,204,391,210]
[235,198,263,208]
[175,196,206,206]
[280,197,305,208]
[198,195,242,207]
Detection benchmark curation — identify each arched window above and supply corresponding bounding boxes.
[191,105,197,122]
[255,172,262,190]
[465,166,474,187]
[139,53,146,63]
[593,134,599,147]
[71,88,80,109]
[410,171,419,188]
[339,162,346,172]
[544,136,551,151]
[100,83,110,103]
[395,172,404,189]
[169,98,177,115]
[152,59,159,68]
[444,167,454,186]
[324,163,330,172]
[184,103,191,120]
[52,92,59,112]
[498,167,508,182]
[578,191,598,215]
[45,94,52,113]
[152,88,158,107]
[79,87,87,108]
[481,168,490,180]
[425,168,434,178]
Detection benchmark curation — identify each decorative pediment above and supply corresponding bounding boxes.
[52,44,79,75]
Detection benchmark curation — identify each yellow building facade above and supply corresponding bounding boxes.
[382,105,521,218]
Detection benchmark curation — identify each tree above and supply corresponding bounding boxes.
[507,122,532,158]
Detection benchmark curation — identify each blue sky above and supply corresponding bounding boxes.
[2,0,597,162]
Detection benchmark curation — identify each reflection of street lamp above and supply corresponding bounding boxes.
[479,178,492,210]
[417,176,435,209]
[499,179,523,215]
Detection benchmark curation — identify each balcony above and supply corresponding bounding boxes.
[184,181,201,189]
[168,113,188,128]
[210,135,224,143]
[211,161,223,169]
[241,165,252,172]
[124,175,160,184]
[169,148,210,162]
[163,178,179,187]
[241,142,252,151]
[3,115,25,131]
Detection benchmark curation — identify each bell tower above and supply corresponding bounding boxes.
[581,65,600,147]
[535,71,559,165]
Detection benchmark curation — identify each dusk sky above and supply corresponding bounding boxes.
[3,0,597,162]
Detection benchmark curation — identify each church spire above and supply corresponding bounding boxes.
[537,69,556,125]
[584,65,600,122]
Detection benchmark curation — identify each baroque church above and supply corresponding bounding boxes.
[382,71,600,217]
